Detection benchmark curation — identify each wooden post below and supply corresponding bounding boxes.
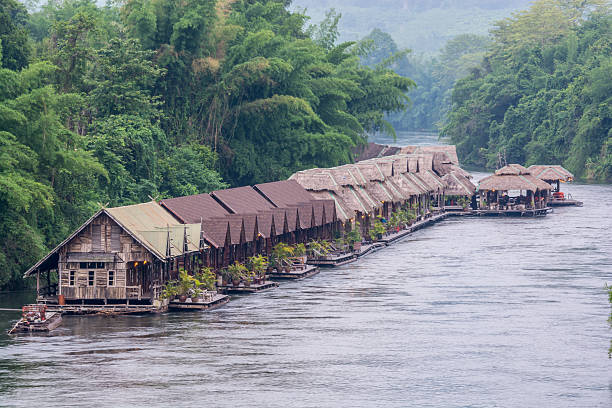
[36,271,40,297]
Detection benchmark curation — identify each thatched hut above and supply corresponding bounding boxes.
[478,165,552,210]
[442,172,476,209]
[527,165,574,192]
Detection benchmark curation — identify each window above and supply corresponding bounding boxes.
[80,262,87,269]
[69,271,75,286]
[88,271,95,286]
[108,270,115,286]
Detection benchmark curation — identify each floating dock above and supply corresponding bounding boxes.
[46,304,159,315]
[473,207,551,216]
[550,198,583,207]
[168,293,229,311]
[308,252,357,267]
[269,265,320,280]
[218,281,279,294]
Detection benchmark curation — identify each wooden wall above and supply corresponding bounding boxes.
[58,213,157,300]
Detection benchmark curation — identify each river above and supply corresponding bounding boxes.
[1,133,611,407]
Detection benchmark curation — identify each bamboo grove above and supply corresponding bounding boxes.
[0,0,413,290]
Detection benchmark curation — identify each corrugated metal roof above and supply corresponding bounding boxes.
[106,202,202,259]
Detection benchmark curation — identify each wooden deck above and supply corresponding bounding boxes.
[168,294,229,311]
[473,207,551,216]
[550,198,583,207]
[307,252,357,267]
[269,265,320,280]
[218,281,279,294]
[46,303,160,315]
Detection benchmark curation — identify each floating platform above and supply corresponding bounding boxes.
[8,311,62,334]
[168,293,229,311]
[357,242,386,258]
[307,252,357,267]
[473,207,551,216]
[550,199,583,207]
[218,280,279,294]
[46,304,159,315]
[269,265,320,280]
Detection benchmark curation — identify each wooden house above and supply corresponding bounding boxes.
[24,202,203,306]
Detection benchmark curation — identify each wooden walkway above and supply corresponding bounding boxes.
[168,294,229,311]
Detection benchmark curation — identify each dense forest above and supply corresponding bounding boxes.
[0,0,413,290]
[442,0,612,182]
[359,28,489,131]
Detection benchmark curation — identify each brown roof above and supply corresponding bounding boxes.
[289,171,340,192]
[210,216,246,245]
[211,186,275,214]
[365,181,394,204]
[254,180,316,207]
[405,173,434,193]
[478,173,553,191]
[160,193,229,223]
[201,219,231,249]
[225,214,259,242]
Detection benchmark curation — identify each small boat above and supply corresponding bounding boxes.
[8,304,62,334]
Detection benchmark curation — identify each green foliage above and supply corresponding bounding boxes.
[246,254,268,277]
[0,0,415,290]
[368,218,386,241]
[345,222,362,245]
[225,261,249,281]
[442,0,612,181]
[0,0,31,70]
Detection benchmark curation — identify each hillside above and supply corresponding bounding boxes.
[292,0,532,53]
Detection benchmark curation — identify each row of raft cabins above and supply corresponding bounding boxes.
[22,144,579,316]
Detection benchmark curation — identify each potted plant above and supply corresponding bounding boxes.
[271,242,294,272]
[194,267,217,299]
[368,219,386,242]
[247,255,267,284]
[161,280,179,301]
[227,261,247,286]
[293,243,307,264]
[345,225,362,251]
[177,269,193,302]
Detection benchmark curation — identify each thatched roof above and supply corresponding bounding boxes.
[391,174,424,196]
[353,162,385,181]
[527,165,574,182]
[495,164,529,176]
[442,172,476,196]
[310,190,351,221]
[365,181,395,204]
[289,170,340,192]
[436,163,472,178]
[405,172,434,193]
[352,142,401,161]
[416,170,445,192]
[383,179,409,201]
[400,145,459,165]
[478,173,553,191]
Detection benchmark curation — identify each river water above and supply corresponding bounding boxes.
[1,134,611,407]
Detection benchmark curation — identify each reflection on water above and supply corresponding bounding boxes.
[1,183,611,407]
